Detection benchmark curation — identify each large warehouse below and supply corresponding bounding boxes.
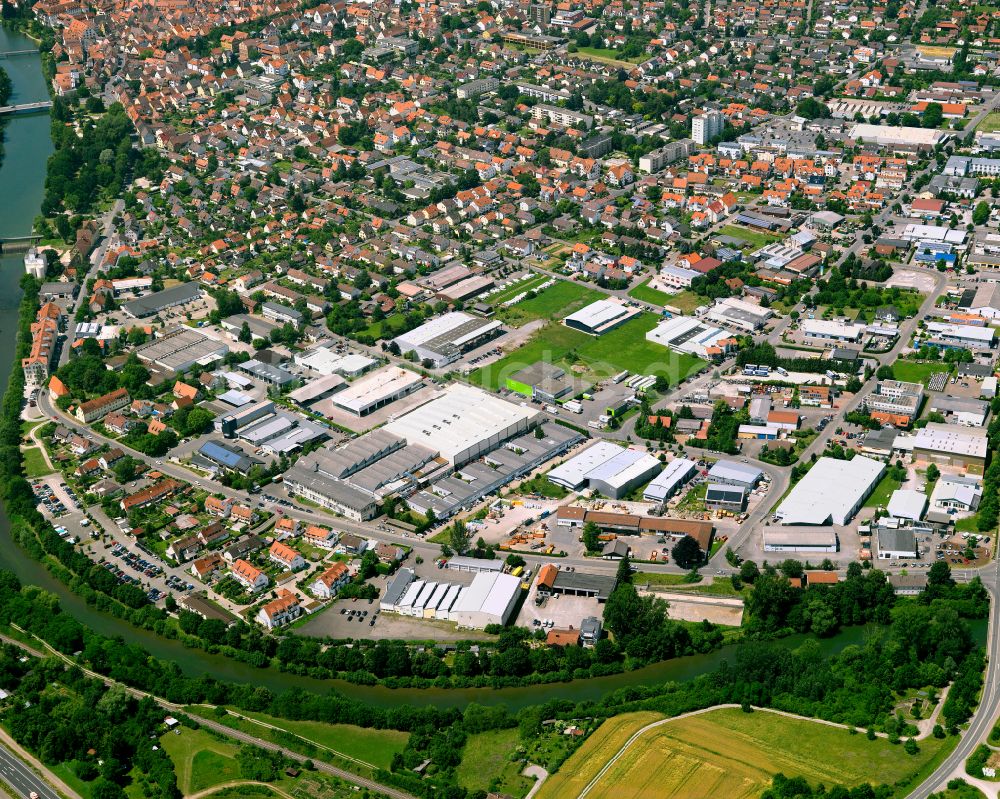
[643,457,697,503]
[910,422,988,473]
[547,440,662,499]
[392,312,503,367]
[384,383,540,467]
[563,299,640,335]
[331,366,424,417]
[645,316,735,359]
[776,455,885,525]
[380,569,521,628]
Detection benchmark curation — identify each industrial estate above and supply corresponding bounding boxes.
[0,0,999,798]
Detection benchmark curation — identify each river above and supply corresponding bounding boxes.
[0,27,985,713]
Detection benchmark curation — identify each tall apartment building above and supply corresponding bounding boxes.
[692,110,724,146]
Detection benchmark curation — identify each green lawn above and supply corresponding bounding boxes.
[628,280,674,307]
[715,225,783,250]
[517,472,570,499]
[362,313,408,341]
[468,314,706,391]
[865,474,902,509]
[21,447,53,477]
[161,727,240,795]
[891,360,952,387]
[574,46,643,65]
[497,280,604,328]
[228,710,408,770]
[457,728,535,797]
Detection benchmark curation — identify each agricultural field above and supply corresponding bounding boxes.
[161,727,240,794]
[468,314,705,391]
[496,280,604,327]
[628,280,674,307]
[539,708,946,799]
[891,360,952,387]
[456,728,535,797]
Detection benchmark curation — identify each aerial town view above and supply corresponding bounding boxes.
[0,0,998,797]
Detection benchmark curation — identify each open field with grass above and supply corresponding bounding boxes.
[892,360,952,387]
[662,290,707,313]
[468,314,706,391]
[716,225,783,250]
[865,474,902,509]
[457,728,535,797]
[361,312,408,341]
[980,112,1000,133]
[497,280,604,327]
[21,447,53,477]
[574,46,643,67]
[161,727,240,794]
[628,280,674,307]
[228,709,409,770]
[539,708,947,799]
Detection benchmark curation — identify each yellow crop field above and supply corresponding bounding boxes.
[540,708,946,799]
[537,712,663,799]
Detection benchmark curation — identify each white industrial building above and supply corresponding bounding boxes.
[384,383,540,468]
[706,297,773,332]
[643,458,697,503]
[563,299,640,335]
[645,316,734,359]
[924,322,995,349]
[848,123,948,148]
[763,528,839,553]
[800,319,867,343]
[706,460,763,489]
[877,527,918,560]
[547,440,662,499]
[392,312,503,367]
[294,347,376,378]
[332,366,424,416]
[776,455,885,525]
[886,489,928,521]
[929,475,982,512]
[379,568,520,628]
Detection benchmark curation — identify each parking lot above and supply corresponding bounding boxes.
[297,594,490,641]
[514,576,603,631]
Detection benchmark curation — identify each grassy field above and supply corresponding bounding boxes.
[539,708,947,799]
[21,447,53,477]
[161,727,240,794]
[362,313,408,341]
[865,474,902,509]
[468,314,706,391]
[980,112,1000,133]
[662,290,706,313]
[892,360,952,387]
[229,709,408,770]
[628,280,674,307]
[457,728,535,797]
[716,225,783,250]
[574,46,643,66]
[497,280,604,327]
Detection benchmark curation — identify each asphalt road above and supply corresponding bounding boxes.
[0,740,61,799]
[906,560,1000,799]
